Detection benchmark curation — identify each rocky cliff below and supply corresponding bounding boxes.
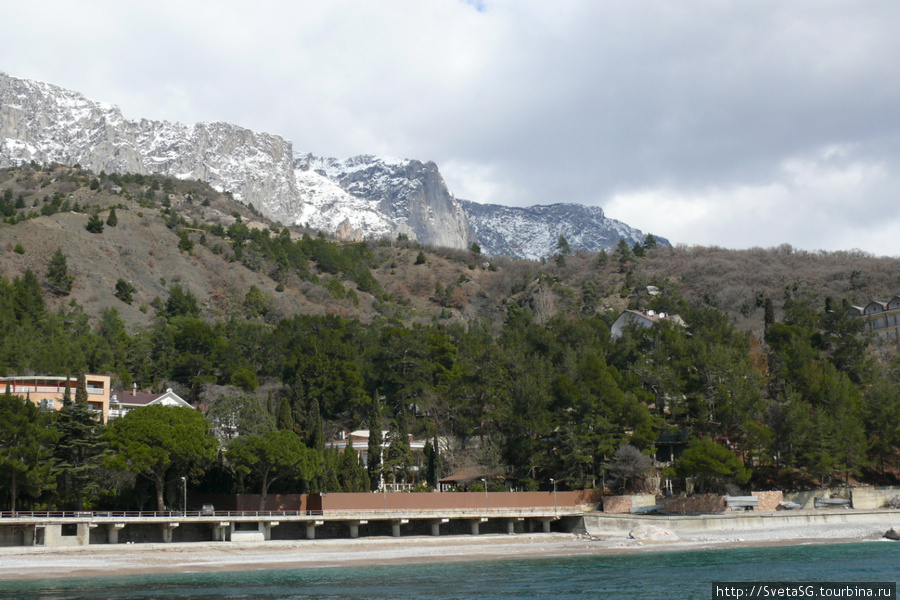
[1,72,660,258]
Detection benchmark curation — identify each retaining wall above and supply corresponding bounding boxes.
[602,494,658,513]
[584,509,900,537]
[665,494,725,514]
[783,487,900,510]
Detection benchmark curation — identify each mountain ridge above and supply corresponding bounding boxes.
[0,72,660,258]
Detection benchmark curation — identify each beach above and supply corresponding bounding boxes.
[0,520,894,581]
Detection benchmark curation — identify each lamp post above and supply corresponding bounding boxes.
[181,476,187,515]
[481,477,488,512]
[550,478,557,516]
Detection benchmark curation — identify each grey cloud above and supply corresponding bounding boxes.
[1,0,899,253]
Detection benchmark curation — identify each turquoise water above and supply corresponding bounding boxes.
[0,542,897,599]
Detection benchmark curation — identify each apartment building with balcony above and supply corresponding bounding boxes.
[848,297,900,339]
[0,374,111,423]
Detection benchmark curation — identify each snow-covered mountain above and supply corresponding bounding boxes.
[0,72,661,258]
[461,200,662,261]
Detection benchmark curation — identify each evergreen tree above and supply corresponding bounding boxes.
[424,437,441,490]
[338,436,368,492]
[764,297,775,330]
[114,278,136,304]
[106,207,118,227]
[0,393,57,512]
[74,372,88,406]
[52,385,109,510]
[276,398,294,431]
[367,395,383,491]
[384,415,412,486]
[85,212,104,233]
[14,269,45,322]
[46,248,74,295]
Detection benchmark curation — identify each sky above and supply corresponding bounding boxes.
[2,1,900,255]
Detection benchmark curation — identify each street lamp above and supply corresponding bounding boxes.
[181,476,187,515]
[550,478,557,516]
[481,477,488,511]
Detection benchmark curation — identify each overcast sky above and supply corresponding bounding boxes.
[3,1,900,254]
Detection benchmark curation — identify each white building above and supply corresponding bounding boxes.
[610,309,686,338]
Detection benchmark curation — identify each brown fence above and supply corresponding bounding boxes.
[194,490,601,513]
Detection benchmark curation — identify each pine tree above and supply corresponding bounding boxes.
[106,207,118,227]
[114,278,135,304]
[46,248,74,295]
[85,213,104,234]
[52,379,108,510]
[14,269,45,321]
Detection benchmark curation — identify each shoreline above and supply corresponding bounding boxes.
[0,521,895,582]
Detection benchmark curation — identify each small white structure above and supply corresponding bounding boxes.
[610,309,686,338]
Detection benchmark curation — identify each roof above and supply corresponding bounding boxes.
[438,467,504,484]
[110,388,191,409]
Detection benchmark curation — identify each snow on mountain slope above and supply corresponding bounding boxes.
[461,200,663,260]
[0,72,662,259]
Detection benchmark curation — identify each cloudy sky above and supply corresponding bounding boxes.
[2,1,899,254]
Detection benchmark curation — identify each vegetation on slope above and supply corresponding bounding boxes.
[1,164,900,512]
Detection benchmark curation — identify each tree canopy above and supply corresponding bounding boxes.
[104,404,217,511]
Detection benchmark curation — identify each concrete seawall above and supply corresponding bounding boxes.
[584,509,900,537]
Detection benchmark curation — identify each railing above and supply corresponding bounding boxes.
[0,506,581,520]
[0,510,321,519]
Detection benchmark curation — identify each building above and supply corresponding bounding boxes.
[847,298,900,339]
[0,375,111,423]
[610,309,686,338]
[325,429,427,491]
[108,385,192,420]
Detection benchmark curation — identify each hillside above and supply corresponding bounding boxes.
[2,163,900,340]
[4,163,900,507]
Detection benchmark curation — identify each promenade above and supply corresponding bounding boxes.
[0,505,584,547]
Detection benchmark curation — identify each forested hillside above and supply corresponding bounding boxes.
[2,163,900,513]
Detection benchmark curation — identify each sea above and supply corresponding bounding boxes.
[0,542,897,600]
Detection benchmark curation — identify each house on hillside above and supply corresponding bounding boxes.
[847,297,900,339]
[610,309,686,338]
[108,385,192,420]
[325,429,427,491]
[0,374,111,423]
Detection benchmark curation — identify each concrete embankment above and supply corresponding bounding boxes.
[583,509,900,537]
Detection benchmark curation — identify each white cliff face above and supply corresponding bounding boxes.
[0,72,472,249]
[0,72,662,259]
[295,153,473,248]
[460,200,663,260]
[0,73,302,225]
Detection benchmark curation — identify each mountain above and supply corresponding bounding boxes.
[292,153,472,249]
[0,72,658,258]
[461,200,665,261]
